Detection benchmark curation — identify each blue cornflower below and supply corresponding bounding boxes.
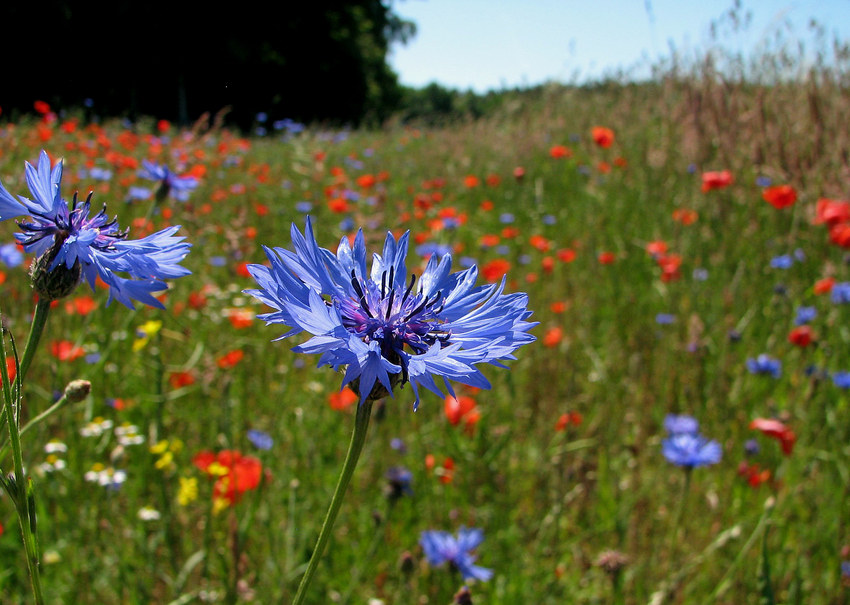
[138,160,198,201]
[0,242,24,267]
[385,465,413,499]
[794,306,817,325]
[247,429,274,450]
[662,432,722,468]
[770,255,793,269]
[245,218,536,407]
[832,371,850,389]
[0,151,191,308]
[664,414,699,435]
[655,313,676,325]
[746,354,782,378]
[831,282,850,304]
[420,527,493,582]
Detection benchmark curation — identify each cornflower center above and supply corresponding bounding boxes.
[338,267,451,360]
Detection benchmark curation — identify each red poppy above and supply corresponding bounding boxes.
[194,450,263,505]
[356,174,376,189]
[444,395,477,426]
[481,259,511,282]
[598,251,616,265]
[749,418,796,455]
[513,166,526,181]
[814,198,850,226]
[645,240,668,257]
[737,461,771,488]
[51,340,85,361]
[541,256,555,274]
[33,100,51,115]
[485,173,501,187]
[529,235,551,252]
[438,457,455,484]
[65,295,97,316]
[463,175,480,188]
[2,357,16,385]
[762,185,797,209]
[549,145,572,159]
[700,170,733,192]
[217,349,244,369]
[672,208,698,225]
[543,326,563,348]
[549,301,568,314]
[656,254,682,282]
[829,223,850,248]
[557,248,576,263]
[169,371,196,389]
[814,277,835,295]
[597,161,611,174]
[555,411,583,431]
[227,308,253,329]
[591,126,615,148]
[327,197,349,213]
[788,325,815,347]
[328,387,358,411]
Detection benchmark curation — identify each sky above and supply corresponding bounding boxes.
[387,0,850,92]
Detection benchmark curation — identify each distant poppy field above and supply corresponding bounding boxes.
[0,53,849,604]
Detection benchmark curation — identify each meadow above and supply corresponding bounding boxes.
[1,41,850,605]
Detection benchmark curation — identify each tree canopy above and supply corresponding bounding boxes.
[3,1,416,129]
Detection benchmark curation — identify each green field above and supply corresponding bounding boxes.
[1,46,850,604]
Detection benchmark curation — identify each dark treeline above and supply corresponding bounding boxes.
[3,1,416,130]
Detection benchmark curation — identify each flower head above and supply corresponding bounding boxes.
[420,527,493,582]
[138,160,199,201]
[0,151,191,307]
[662,432,722,468]
[245,218,536,408]
[746,354,782,378]
[664,414,699,435]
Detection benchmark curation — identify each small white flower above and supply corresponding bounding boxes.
[137,506,161,521]
[44,439,68,454]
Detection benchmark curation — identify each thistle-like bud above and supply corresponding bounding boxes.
[30,240,81,301]
[64,379,92,403]
[453,586,473,605]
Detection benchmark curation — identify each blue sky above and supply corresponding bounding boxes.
[387,0,850,92]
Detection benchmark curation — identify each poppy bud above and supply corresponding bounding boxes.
[64,379,92,403]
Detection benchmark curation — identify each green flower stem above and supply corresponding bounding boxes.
[17,298,52,386]
[0,322,45,605]
[292,397,374,605]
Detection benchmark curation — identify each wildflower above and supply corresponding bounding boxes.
[84,463,127,489]
[598,251,616,264]
[814,277,835,295]
[137,506,161,521]
[114,423,145,446]
[662,431,722,468]
[655,313,676,325]
[194,450,263,507]
[832,371,850,389]
[664,414,699,435]
[216,349,244,369]
[788,325,814,347]
[51,340,85,361]
[762,185,797,209]
[591,126,614,148]
[549,145,572,159]
[138,160,198,201]
[177,476,198,506]
[385,466,413,500]
[420,527,493,582]
[770,255,794,269]
[700,170,733,192]
[794,306,817,325]
[247,429,274,450]
[80,416,114,437]
[554,411,582,431]
[0,151,191,307]
[737,461,771,488]
[328,386,359,410]
[746,354,782,378]
[749,418,795,455]
[444,395,480,432]
[814,198,850,226]
[37,453,66,474]
[831,282,850,304]
[245,218,536,407]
